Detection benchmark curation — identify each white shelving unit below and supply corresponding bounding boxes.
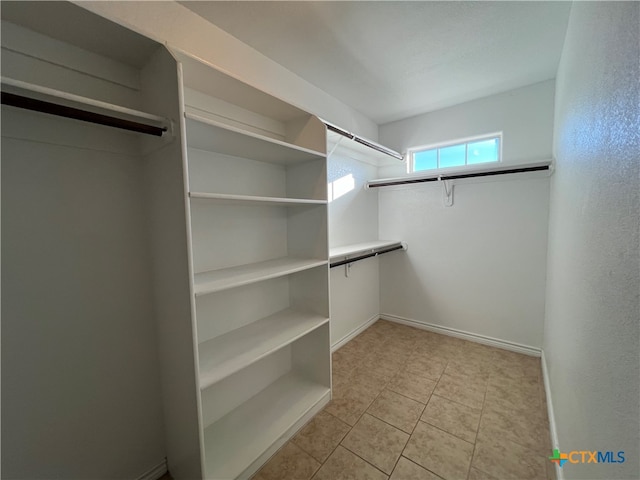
[173,47,331,479]
[2,5,331,480]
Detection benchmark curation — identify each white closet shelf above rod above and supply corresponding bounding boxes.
[1,77,171,137]
[322,119,404,163]
[366,160,553,188]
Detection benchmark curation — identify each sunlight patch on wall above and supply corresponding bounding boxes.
[328,173,355,202]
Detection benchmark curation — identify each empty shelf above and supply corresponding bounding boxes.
[189,192,326,206]
[327,129,403,167]
[186,113,325,165]
[1,77,169,135]
[203,372,330,480]
[198,309,329,390]
[172,47,310,124]
[330,240,404,260]
[194,257,327,296]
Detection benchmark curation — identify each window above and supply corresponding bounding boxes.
[409,134,501,173]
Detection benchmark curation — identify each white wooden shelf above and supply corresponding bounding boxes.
[330,240,404,261]
[198,309,329,390]
[1,76,169,133]
[327,130,403,167]
[194,257,327,296]
[203,372,330,480]
[189,192,326,207]
[366,160,553,188]
[185,113,325,165]
[172,48,310,124]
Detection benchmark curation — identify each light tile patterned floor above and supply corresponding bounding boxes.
[252,320,556,480]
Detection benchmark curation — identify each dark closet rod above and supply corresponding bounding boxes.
[330,244,404,268]
[367,164,550,188]
[326,122,354,139]
[1,92,167,137]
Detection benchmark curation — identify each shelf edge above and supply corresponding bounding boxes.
[198,315,330,390]
[329,240,404,260]
[1,76,167,125]
[194,259,328,297]
[188,192,327,205]
[186,111,326,159]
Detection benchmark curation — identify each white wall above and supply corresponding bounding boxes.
[378,82,554,349]
[328,155,379,248]
[330,260,380,348]
[544,2,640,478]
[1,112,166,479]
[328,153,380,347]
[74,1,378,140]
[1,17,170,479]
[379,80,555,178]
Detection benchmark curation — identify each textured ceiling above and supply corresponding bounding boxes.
[180,1,572,125]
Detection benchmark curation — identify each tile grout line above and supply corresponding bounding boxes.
[428,389,484,412]
[365,341,427,476]
[414,419,476,448]
[481,376,553,457]
[410,352,487,479]
[464,378,489,479]
[290,411,350,466]
[341,355,412,479]
[392,356,450,478]
[364,407,423,436]
[357,344,422,477]
[397,455,446,480]
[295,365,383,479]
[384,347,430,478]
[471,370,551,478]
[320,366,392,478]
[339,442,394,478]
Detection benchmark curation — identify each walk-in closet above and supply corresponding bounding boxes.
[2,2,638,480]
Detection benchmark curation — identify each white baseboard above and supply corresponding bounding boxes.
[137,459,168,480]
[541,350,563,480]
[379,313,541,357]
[331,314,379,352]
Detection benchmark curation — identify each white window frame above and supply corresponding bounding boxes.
[407,132,503,174]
